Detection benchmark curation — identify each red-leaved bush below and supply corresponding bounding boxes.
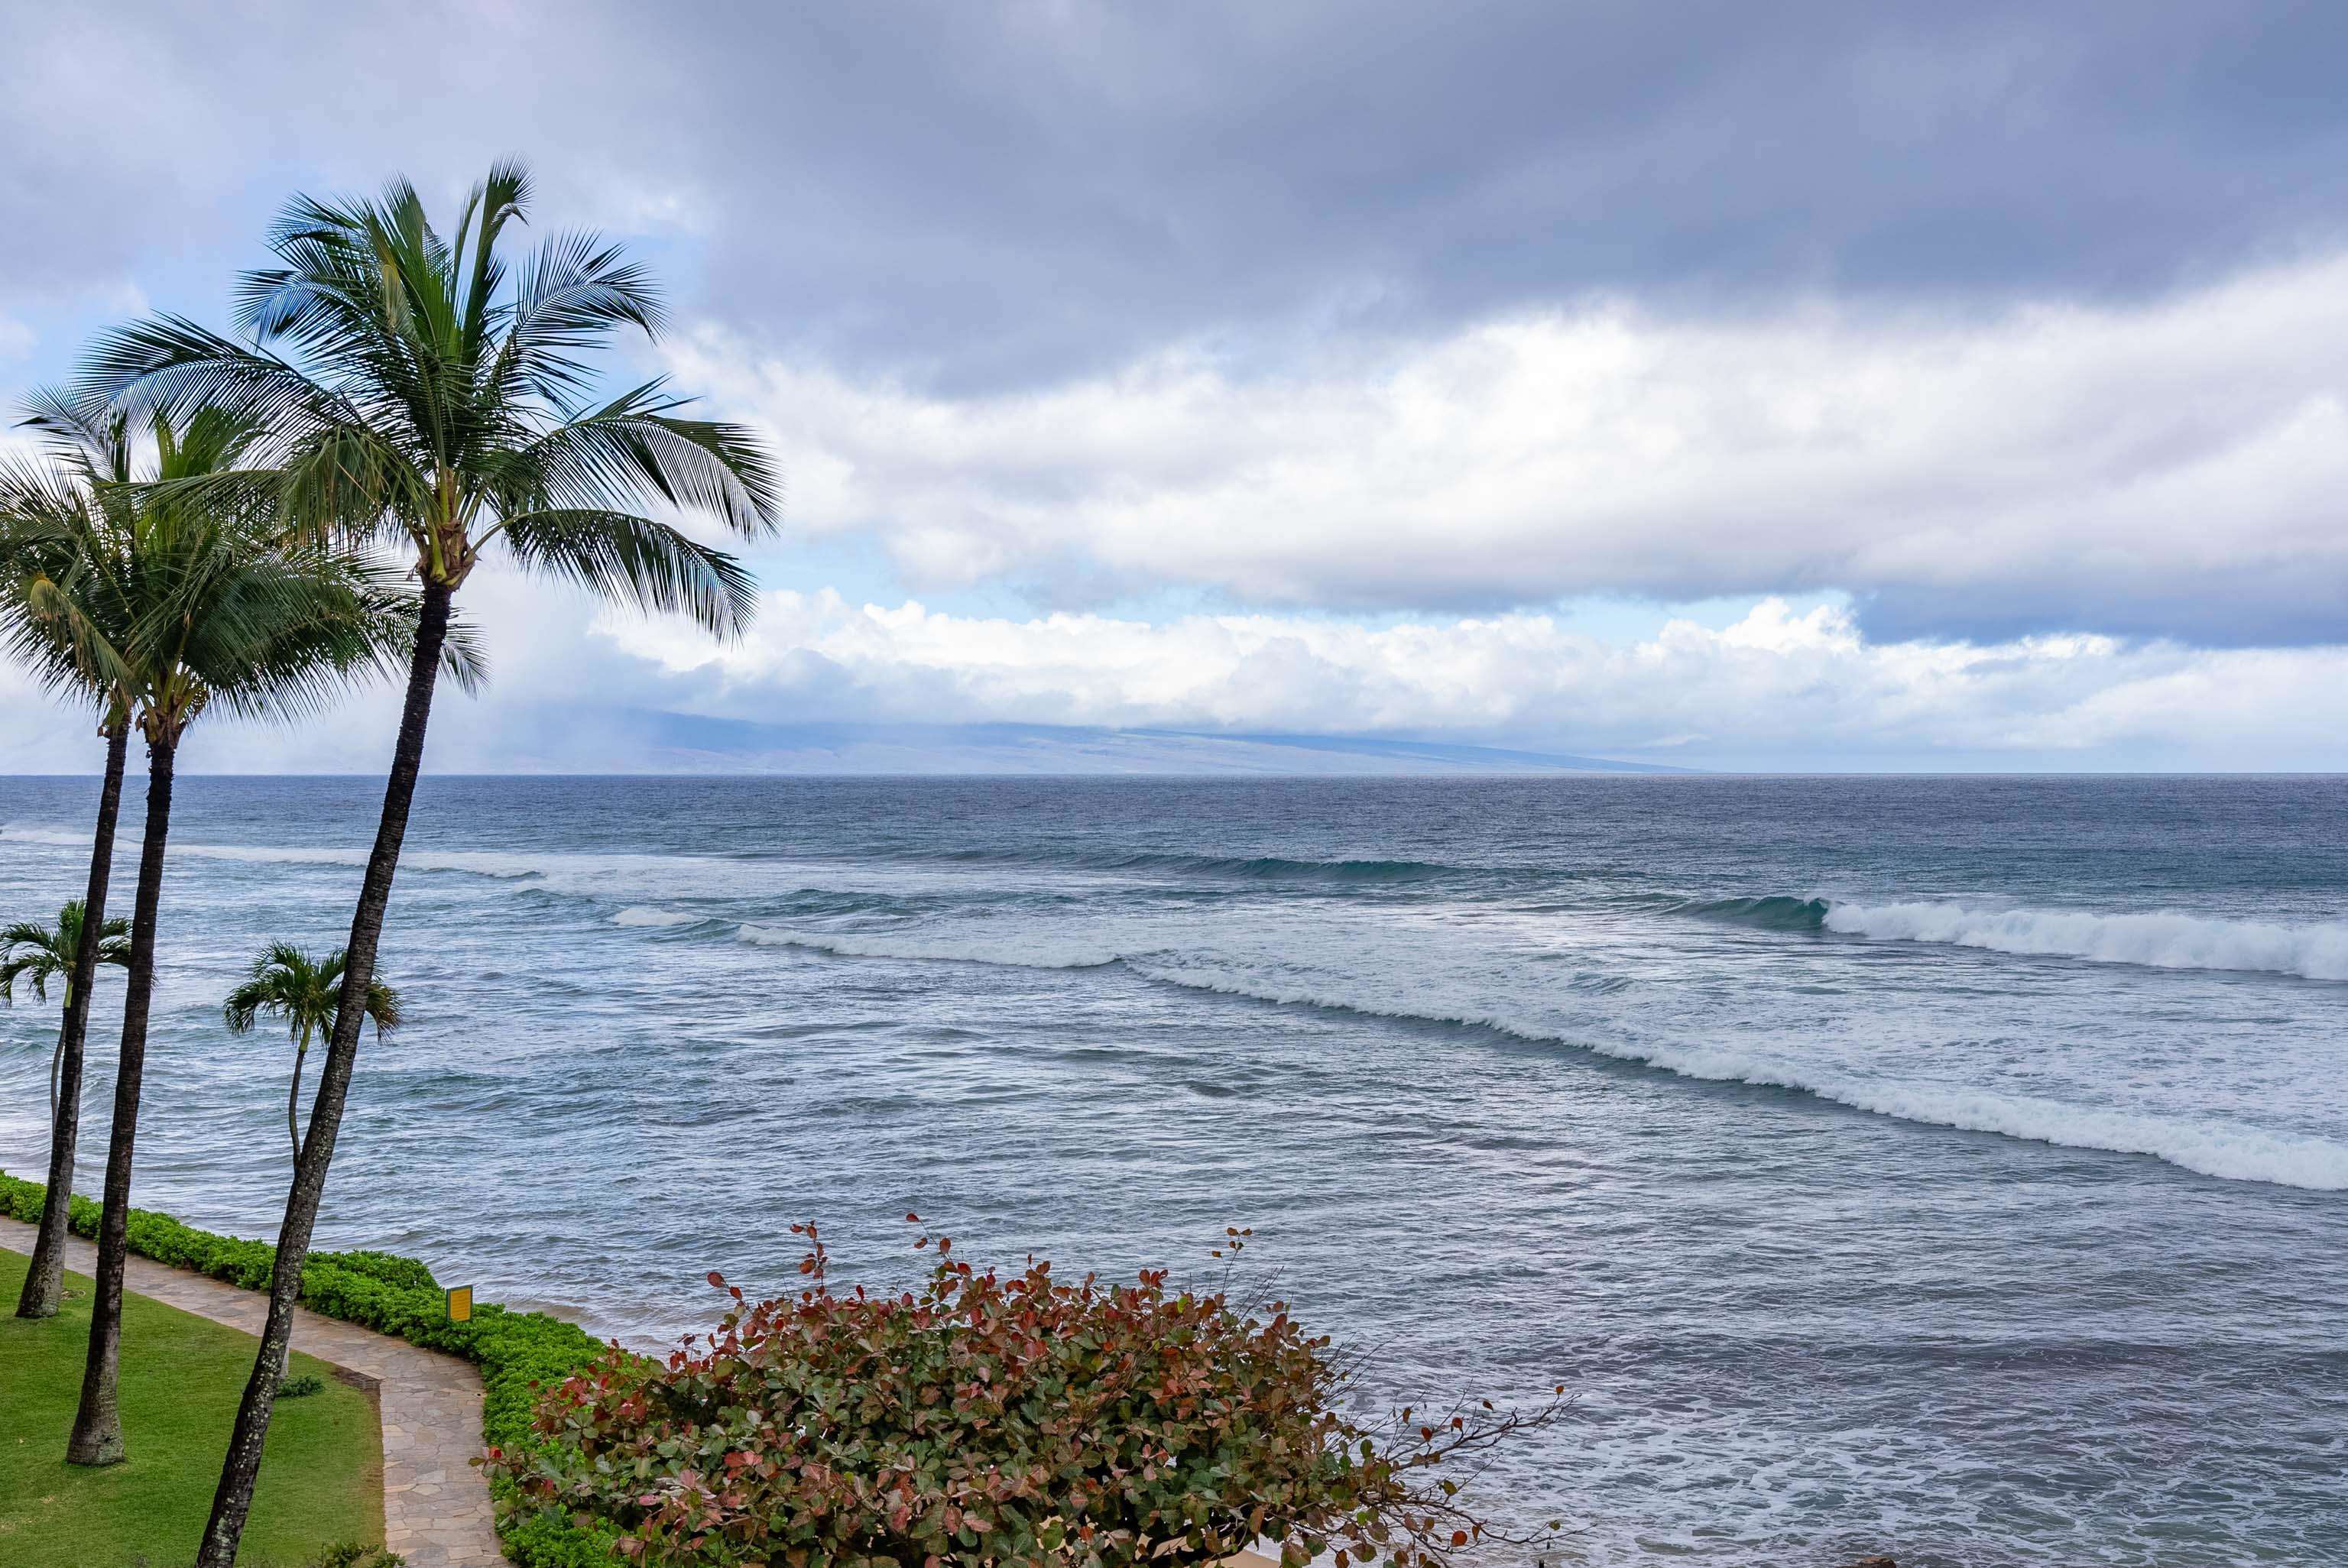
[490,1220,1564,1567]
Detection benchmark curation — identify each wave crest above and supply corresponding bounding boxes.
[931,846,1479,883]
[1825,901,2348,981]
[1677,895,1831,931]
[702,927,2348,1189]
[1129,957,2348,1191]
[610,907,705,928]
[735,923,1124,970]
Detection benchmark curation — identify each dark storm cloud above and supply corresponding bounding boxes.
[8,1,2348,390]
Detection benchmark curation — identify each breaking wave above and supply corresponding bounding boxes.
[926,847,1486,883]
[1675,894,1832,931]
[610,906,706,928]
[735,922,1124,970]
[1128,960,2348,1190]
[3,824,554,880]
[1669,886,2348,981]
[707,923,2348,1190]
[6,822,1487,895]
[15,816,2346,1187]
[1823,901,2348,981]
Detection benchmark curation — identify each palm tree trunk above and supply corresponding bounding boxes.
[287,1026,309,1170]
[18,721,129,1320]
[66,725,176,1464]
[47,989,68,1119]
[198,580,451,1566]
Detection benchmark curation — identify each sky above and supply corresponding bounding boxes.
[4,1,2348,772]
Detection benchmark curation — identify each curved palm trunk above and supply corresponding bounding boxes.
[66,727,177,1464]
[287,1025,311,1169]
[199,581,451,1566]
[18,722,130,1320]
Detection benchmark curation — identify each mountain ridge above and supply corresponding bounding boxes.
[472,708,1692,776]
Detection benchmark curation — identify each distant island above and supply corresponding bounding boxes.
[452,707,1696,776]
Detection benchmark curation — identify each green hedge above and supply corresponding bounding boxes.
[0,1171,623,1568]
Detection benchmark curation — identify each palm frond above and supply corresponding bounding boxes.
[0,913,69,1004]
[363,979,404,1033]
[0,448,138,712]
[82,315,353,438]
[490,230,666,407]
[455,160,532,364]
[226,941,400,1038]
[511,380,779,539]
[0,918,60,949]
[8,397,426,740]
[18,387,131,481]
[499,508,757,637]
[0,954,49,1004]
[81,159,774,686]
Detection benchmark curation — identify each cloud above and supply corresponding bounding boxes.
[593,592,2348,771]
[5,3,2347,773]
[673,251,2348,642]
[8,4,2348,385]
[0,580,2338,774]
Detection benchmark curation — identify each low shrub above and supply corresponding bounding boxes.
[497,1220,1564,1568]
[0,1171,621,1567]
[297,1545,407,1568]
[277,1371,328,1399]
[2,1176,446,1296]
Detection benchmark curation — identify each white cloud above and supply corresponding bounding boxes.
[9,246,2348,773]
[600,592,2348,769]
[0,585,2339,773]
[667,251,2348,638]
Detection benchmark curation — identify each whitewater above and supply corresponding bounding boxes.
[1822,897,2348,980]
[2,773,2343,1566]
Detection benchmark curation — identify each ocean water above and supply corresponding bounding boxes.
[2,774,2344,1566]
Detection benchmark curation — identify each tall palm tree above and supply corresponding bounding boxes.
[0,900,131,1118]
[224,942,401,1168]
[1,401,161,1320]
[17,402,462,1468]
[86,161,779,1566]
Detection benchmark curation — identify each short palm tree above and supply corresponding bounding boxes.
[224,943,401,1169]
[0,899,131,1118]
[13,399,463,1469]
[88,161,778,1566]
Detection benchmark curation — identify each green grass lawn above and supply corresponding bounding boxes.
[0,1247,384,1568]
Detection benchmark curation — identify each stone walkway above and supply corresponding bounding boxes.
[0,1213,504,1567]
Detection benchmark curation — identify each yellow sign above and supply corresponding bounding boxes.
[446,1285,473,1323]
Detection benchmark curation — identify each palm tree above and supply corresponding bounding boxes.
[223,943,401,1168]
[86,161,779,1566]
[0,900,131,1118]
[1,402,159,1321]
[15,401,456,1468]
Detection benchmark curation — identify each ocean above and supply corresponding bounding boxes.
[2,774,2343,1566]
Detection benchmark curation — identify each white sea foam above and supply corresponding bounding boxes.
[2,823,1085,902]
[2,823,744,895]
[0,824,96,848]
[610,906,704,928]
[19,815,2346,1191]
[1127,957,2348,1191]
[1824,900,2348,980]
[710,923,2348,1191]
[5,824,546,877]
[735,922,1124,969]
